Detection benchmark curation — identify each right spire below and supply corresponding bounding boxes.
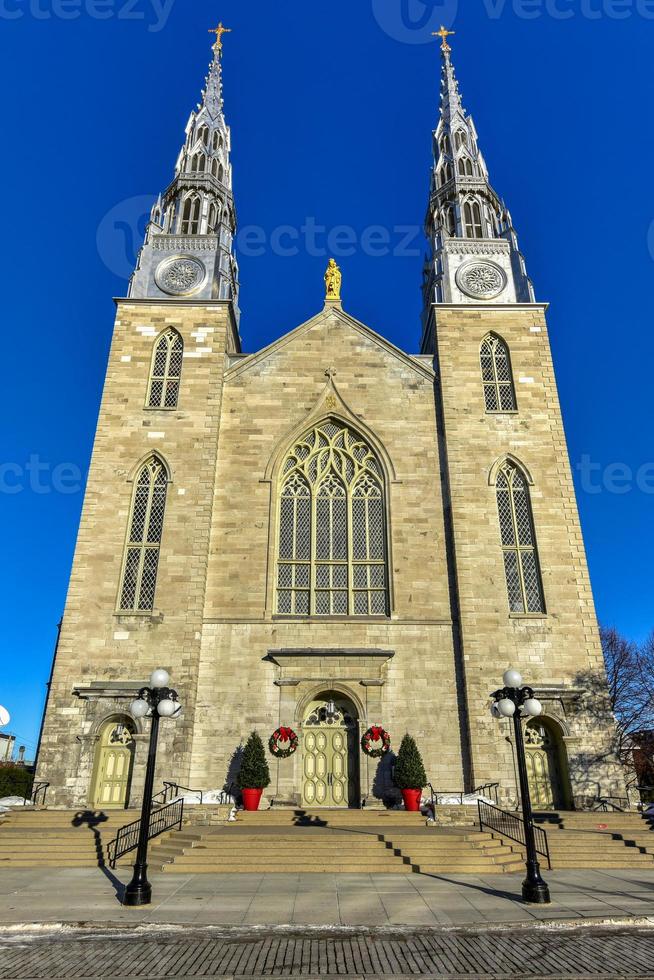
[421,30,534,350]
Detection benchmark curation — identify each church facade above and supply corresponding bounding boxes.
[35,29,624,812]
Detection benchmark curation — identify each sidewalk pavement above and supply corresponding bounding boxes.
[2,867,654,929]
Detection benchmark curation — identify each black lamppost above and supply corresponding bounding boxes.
[123,668,181,907]
[491,668,551,905]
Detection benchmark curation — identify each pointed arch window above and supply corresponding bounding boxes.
[463,200,483,238]
[445,206,456,236]
[458,156,474,176]
[208,203,218,233]
[217,163,225,183]
[119,457,168,612]
[496,461,545,614]
[147,329,183,408]
[276,420,389,617]
[181,195,201,234]
[455,129,468,150]
[480,334,516,412]
[197,125,209,146]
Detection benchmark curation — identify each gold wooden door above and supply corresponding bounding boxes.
[91,722,134,808]
[302,728,349,807]
[525,723,558,809]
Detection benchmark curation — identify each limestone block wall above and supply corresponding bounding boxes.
[35,300,238,806]
[430,303,624,807]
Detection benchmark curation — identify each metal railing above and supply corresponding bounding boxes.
[29,782,49,806]
[152,781,204,806]
[431,782,500,806]
[107,798,184,868]
[478,799,551,870]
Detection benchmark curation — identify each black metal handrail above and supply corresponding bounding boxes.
[152,781,204,806]
[432,782,500,806]
[478,799,551,870]
[29,782,49,806]
[107,798,184,868]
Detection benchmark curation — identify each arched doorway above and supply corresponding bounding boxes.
[302,692,359,807]
[525,718,570,810]
[90,717,136,808]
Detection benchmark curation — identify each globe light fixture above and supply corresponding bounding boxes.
[0,705,10,728]
[150,668,170,689]
[489,667,551,905]
[130,698,149,719]
[156,698,178,717]
[503,668,523,689]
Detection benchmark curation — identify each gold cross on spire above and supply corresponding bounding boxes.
[432,25,455,52]
[208,21,232,54]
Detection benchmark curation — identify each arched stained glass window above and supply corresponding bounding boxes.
[276,420,389,617]
[119,456,168,612]
[496,461,545,614]
[480,334,516,412]
[147,329,183,408]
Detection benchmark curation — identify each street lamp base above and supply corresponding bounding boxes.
[123,863,152,906]
[522,879,551,904]
[123,882,152,906]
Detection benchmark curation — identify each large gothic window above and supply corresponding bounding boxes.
[147,329,183,408]
[480,334,516,412]
[276,420,389,617]
[119,456,168,612]
[464,200,483,238]
[496,461,545,614]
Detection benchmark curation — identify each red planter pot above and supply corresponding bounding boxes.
[241,787,264,811]
[401,788,422,812]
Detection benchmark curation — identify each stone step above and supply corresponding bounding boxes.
[161,863,411,874]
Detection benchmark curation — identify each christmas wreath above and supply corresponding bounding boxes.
[361,725,391,758]
[269,726,299,759]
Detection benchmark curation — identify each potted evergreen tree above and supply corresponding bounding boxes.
[237,731,271,811]
[393,734,427,812]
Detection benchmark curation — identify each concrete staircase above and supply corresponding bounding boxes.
[154,808,525,874]
[531,810,654,870]
[0,808,178,868]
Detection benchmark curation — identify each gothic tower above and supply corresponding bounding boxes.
[129,24,239,309]
[422,32,623,801]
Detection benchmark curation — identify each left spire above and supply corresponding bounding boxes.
[128,22,239,315]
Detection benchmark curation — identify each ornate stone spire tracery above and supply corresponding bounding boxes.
[421,35,534,350]
[129,25,239,311]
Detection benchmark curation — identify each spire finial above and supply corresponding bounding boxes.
[208,20,231,57]
[432,25,455,52]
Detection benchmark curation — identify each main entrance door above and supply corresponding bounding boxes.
[90,718,135,808]
[302,693,358,807]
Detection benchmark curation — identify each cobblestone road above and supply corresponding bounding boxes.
[2,926,654,979]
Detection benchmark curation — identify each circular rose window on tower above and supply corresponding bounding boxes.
[455,260,506,300]
[155,256,206,296]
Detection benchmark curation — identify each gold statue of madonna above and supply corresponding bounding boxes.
[324,258,342,301]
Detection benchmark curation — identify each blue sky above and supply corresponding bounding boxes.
[2,1,653,757]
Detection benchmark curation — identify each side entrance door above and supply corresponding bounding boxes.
[91,720,135,808]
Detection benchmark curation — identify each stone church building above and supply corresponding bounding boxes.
[35,29,624,812]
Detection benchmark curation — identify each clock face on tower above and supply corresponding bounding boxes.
[155,256,207,296]
[455,260,506,300]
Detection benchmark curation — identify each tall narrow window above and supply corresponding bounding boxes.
[276,420,389,617]
[147,329,183,408]
[496,461,545,614]
[463,200,483,238]
[480,334,516,412]
[458,156,474,176]
[181,195,201,234]
[119,457,168,612]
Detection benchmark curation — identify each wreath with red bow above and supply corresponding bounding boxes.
[361,725,391,758]
[269,726,299,759]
